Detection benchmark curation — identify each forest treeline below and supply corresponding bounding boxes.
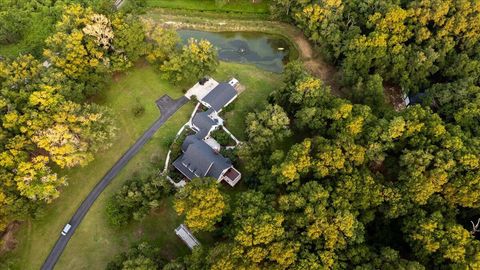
[0,0,119,56]
[271,0,480,110]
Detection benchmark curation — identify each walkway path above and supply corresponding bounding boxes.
[41,95,188,270]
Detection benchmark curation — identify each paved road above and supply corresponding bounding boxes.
[41,96,189,270]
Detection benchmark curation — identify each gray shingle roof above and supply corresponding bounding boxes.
[181,135,198,152]
[201,83,237,112]
[175,224,200,250]
[173,135,231,180]
[191,109,217,138]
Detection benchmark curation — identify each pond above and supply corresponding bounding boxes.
[177,30,297,73]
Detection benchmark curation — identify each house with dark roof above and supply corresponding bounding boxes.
[172,135,241,186]
[171,78,242,187]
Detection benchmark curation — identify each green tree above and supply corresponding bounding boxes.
[122,257,157,270]
[427,80,480,136]
[43,5,108,79]
[294,1,347,59]
[0,8,26,44]
[161,38,218,84]
[351,74,388,113]
[110,14,147,71]
[403,209,480,267]
[206,192,298,269]
[347,246,425,270]
[106,242,163,270]
[143,19,179,66]
[106,170,172,226]
[244,104,291,151]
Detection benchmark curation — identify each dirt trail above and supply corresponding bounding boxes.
[286,28,343,96]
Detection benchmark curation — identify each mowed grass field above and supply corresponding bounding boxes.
[2,65,192,270]
[214,62,282,139]
[2,62,282,269]
[146,0,271,14]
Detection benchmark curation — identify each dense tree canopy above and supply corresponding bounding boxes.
[165,62,480,269]
[0,3,168,232]
[0,50,117,230]
[272,0,480,100]
[0,8,27,45]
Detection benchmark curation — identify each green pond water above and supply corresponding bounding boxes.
[177,30,297,73]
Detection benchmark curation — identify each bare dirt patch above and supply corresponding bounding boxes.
[384,84,406,111]
[112,72,124,82]
[293,34,314,59]
[0,221,21,255]
[134,227,144,238]
[235,83,246,94]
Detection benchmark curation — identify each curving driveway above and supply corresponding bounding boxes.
[41,95,188,270]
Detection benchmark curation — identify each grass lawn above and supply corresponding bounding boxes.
[54,111,195,269]
[1,64,193,270]
[1,61,280,269]
[146,0,271,14]
[214,62,283,140]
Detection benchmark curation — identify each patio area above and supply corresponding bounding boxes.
[184,78,219,100]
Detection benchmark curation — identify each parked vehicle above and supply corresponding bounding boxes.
[61,224,72,236]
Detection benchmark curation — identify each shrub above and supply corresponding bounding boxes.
[170,127,194,160]
[105,169,173,226]
[105,198,130,227]
[211,128,234,146]
[132,102,145,117]
[106,242,165,270]
[220,148,238,163]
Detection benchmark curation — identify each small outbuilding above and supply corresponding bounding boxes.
[175,224,200,250]
[404,92,427,106]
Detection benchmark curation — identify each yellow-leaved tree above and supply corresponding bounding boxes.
[43,4,111,79]
[0,43,116,231]
[174,177,227,232]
